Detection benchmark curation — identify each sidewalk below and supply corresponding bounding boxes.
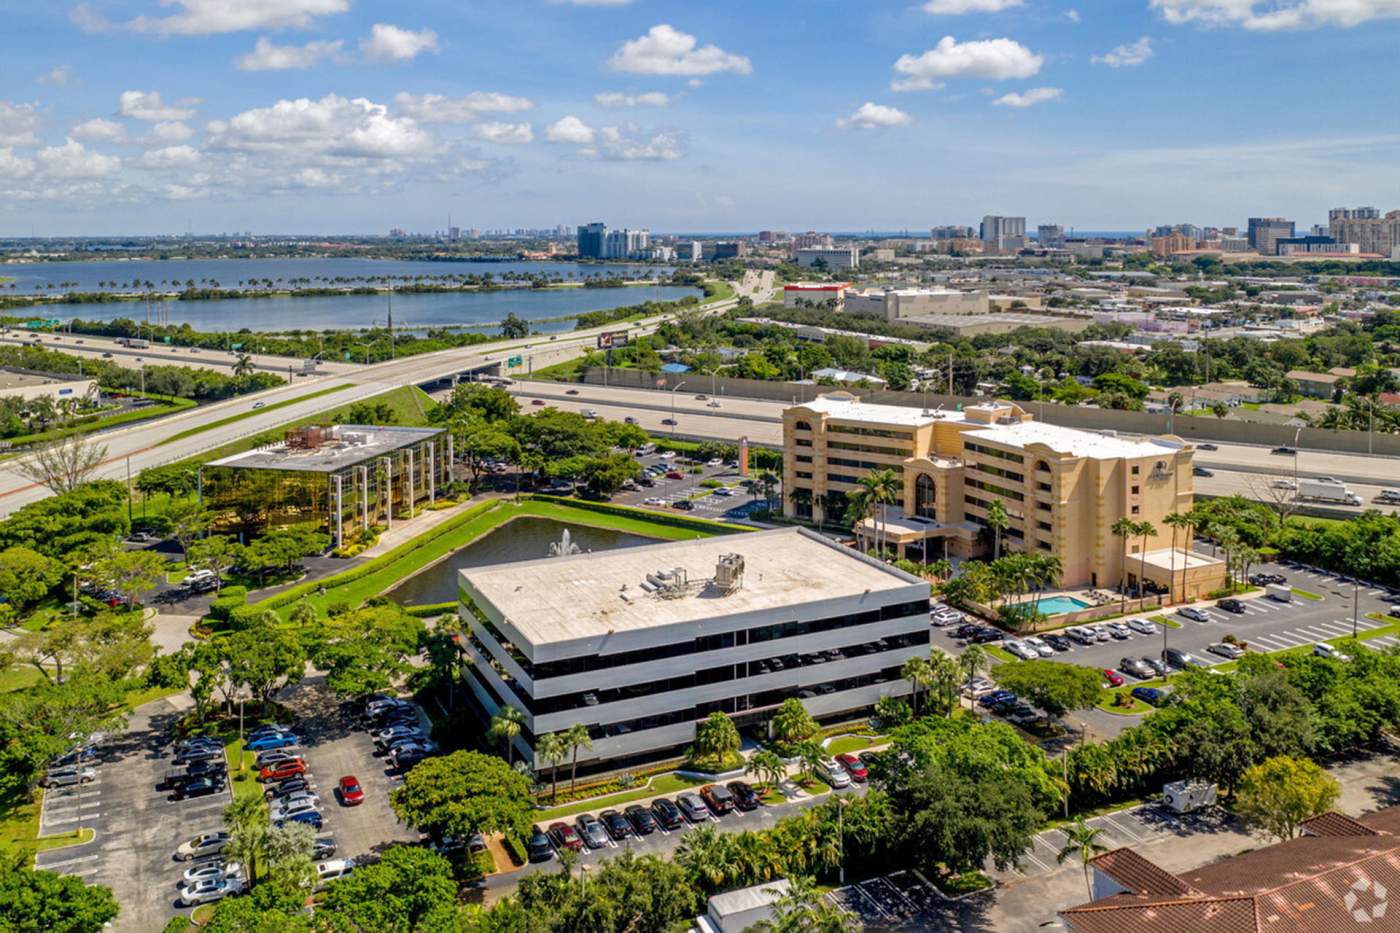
[357,496,486,560]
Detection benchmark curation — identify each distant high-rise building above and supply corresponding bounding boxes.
[757,230,785,243]
[1329,208,1400,257]
[980,215,1027,251]
[1247,217,1295,255]
[1329,206,1380,222]
[578,222,607,259]
[1037,224,1065,248]
[793,232,834,250]
[604,228,650,259]
[931,225,976,240]
[706,241,747,261]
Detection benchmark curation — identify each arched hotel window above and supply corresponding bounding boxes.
[1034,459,1051,473]
[914,474,936,519]
[794,420,812,431]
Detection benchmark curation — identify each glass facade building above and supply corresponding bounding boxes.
[200,425,451,546]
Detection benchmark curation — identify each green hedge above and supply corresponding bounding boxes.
[405,602,456,618]
[526,495,755,535]
[206,587,248,623]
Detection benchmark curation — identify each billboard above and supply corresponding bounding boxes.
[597,330,630,349]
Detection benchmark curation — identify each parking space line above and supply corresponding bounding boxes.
[1100,813,1146,842]
[36,853,101,871]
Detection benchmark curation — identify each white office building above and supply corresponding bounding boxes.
[794,246,859,271]
[458,528,931,773]
[603,228,650,259]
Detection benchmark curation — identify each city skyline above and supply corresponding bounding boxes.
[4,0,1400,235]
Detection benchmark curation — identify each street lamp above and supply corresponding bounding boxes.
[835,795,849,885]
[669,380,688,437]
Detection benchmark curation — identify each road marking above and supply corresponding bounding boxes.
[1102,813,1146,842]
[43,812,100,826]
[37,853,100,870]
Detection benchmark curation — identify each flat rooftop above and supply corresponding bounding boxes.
[963,420,1183,460]
[207,424,443,474]
[798,393,966,428]
[461,527,923,647]
[1137,548,1225,572]
[0,369,91,390]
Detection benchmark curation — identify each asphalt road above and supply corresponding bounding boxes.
[0,330,362,377]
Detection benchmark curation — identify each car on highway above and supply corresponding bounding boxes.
[726,781,761,810]
[699,784,736,815]
[1208,642,1245,660]
[1193,466,1214,477]
[252,401,266,410]
[1127,618,1157,635]
[1272,445,1297,455]
[525,826,554,863]
[1102,669,1126,687]
[1217,598,1247,614]
[547,822,584,853]
[676,793,711,823]
[1272,479,1297,490]
[1197,443,1218,451]
[661,418,677,426]
[582,409,599,419]
[574,815,610,849]
[1177,606,1212,623]
[337,776,364,806]
[1119,657,1156,680]
[175,832,230,861]
[835,754,868,783]
[1131,686,1167,706]
[564,389,580,395]
[650,797,685,830]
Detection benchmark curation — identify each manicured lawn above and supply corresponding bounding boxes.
[536,772,702,820]
[158,382,354,446]
[1291,587,1323,601]
[0,787,95,859]
[826,735,880,756]
[1095,680,1164,715]
[1150,614,1181,629]
[224,738,264,804]
[1,393,196,448]
[986,646,1016,663]
[930,870,993,898]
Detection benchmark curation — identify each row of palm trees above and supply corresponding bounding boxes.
[901,645,989,718]
[1111,507,1255,611]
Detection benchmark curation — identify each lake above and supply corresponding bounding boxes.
[384,516,661,606]
[0,257,695,333]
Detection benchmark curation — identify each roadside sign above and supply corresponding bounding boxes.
[507,355,523,368]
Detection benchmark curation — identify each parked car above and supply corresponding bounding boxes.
[1313,642,1351,662]
[254,748,302,769]
[600,809,633,840]
[1177,607,1212,623]
[574,815,610,848]
[246,732,299,752]
[247,723,291,739]
[1102,669,1125,687]
[817,760,852,789]
[624,804,658,834]
[1067,627,1097,646]
[337,776,364,806]
[1165,647,1208,669]
[835,754,868,783]
[699,784,736,815]
[270,798,321,822]
[726,781,761,810]
[1007,705,1042,727]
[260,760,307,782]
[1044,633,1073,652]
[650,797,685,830]
[1208,642,1245,659]
[181,862,242,886]
[175,832,230,861]
[1217,598,1246,614]
[312,836,337,860]
[371,725,424,746]
[175,737,223,757]
[547,822,584,853]
[1127,618,1157,635]
[265,778,312,801]
[275,810,324,830]
[525,826,554,863]
[676,793,711,823]
[961,676,998,697]
[314,858,354,890]
[1023,636,1056,657]
[977,689,1016,709]
[1105,622,1132,640]
[1003,640,1039,661]
[1119,657,1156,680]
[177,878,242,906]
[174,776,225,800]
[1131,686,1166,706]
[45,767,97,788]
[1141,656,1169,677]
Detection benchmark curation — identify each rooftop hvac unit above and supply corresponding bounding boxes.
[645,567,689,598]
[714,554,745,593]
[1163,780,1217,814]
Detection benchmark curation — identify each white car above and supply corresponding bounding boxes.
[44,766,96,788]
[1023,636,1055,658]
[643,497,666,506]
[1128,618,1158,635]
[314,858,355,890]
[712,487,735,497]
[1067,627,1096,646]
[177,878,243,907]
[1003,640,1039,661]
[274,791,321,811]
[706,458,724,467]
[1106,622,1132,640]
[174,832,229,861]
[270,799,321,822]
[659,451,677,460]
[1272,479,1297,490]
[1208,642,1244,660]
[1089,625,1113,642]
[181,862,243,886]
[961,677,998,697]
[1178,607,1212,623]
[818,760,852,788]
[1313,642,1351,662]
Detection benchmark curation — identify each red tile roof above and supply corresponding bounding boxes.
[1091,848,1200,897]
[1300,812,1379,838]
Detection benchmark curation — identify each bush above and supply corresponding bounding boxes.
[227,604,268,630]
[206,587,248,623]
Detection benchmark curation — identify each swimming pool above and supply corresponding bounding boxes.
[1036,596,1091,616]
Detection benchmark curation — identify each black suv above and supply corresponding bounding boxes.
[1217,598,1246,614]
[650,797,684,830]
[726,781,761,811]
[525,826,553,863]
[624,805,657,835]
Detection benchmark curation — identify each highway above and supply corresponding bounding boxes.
[0,330,362,377]
[506,380,1400,516]
[0,275,770,518]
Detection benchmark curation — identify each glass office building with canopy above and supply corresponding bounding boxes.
[200,424,451,546]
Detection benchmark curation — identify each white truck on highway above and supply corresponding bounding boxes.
[1296,477,1363,506]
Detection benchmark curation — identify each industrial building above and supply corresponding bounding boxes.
[0,369,97,404]
[200,424,450,545]
[782,282,851,307]
[782,393,1224,597]
[457,528,931,771]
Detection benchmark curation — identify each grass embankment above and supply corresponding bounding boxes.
[0,667,43,693]
[224,737,264,804]
[1151,614,1181,629]
[0,788,95,860]
[826,735,879,756]
[536,773,703,821]
[158,382,355,447]
[3,394,196,448]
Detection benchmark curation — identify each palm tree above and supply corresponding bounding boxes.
[794,740,827,785]
[676,825,737,893]
[844,489,874,554]
[745,748,787,793]
[1111,517,1137,613]
[1163,512,1192,605]
[927,649,960,716]
[901,656,931,717]
[232,353,255,378]
[1135,521,1158,601]
[958,643,990,691]
[535,732,568,801]
[861,468,901,561]
[986,499,1011,561]
[929,558,954,583]
[695,712,740,768]
[487,706,525,765]
[222,795,270,884]
[770,698,818,747]
[563,722,593,792]
[766,875,860,933]
[1056,817,1109,900]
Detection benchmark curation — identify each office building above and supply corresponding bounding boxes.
[844,287,989,320]
[980,215,1027,251]
[794,246,859,270]
[1247,217,1296,255]
[757,230,784,243]
[1150,234,1195,257]
[931,225,976,240]
[1276,235,1359,256]
[782,393,1222,596]
[603,228,650,259]
[705,241,747,261]
[1328,208,1400,257]
[0,369,97,404]
[783,282,851,307]
[200,424,449,547]
[577,222,607,259]
[457,528,931,771]
[793,232,834,250]
[1037,225,1066,248]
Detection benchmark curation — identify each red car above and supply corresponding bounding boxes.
[547,822,584,852]
[835,753,868,783]
[259,760,307,782]
[1102,669,1125,687]
[665,471,684,480]
[337,775,365,807]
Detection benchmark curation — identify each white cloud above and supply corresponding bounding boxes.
[590,125,683,160]
[36,66,74,87]
[162,183,204,200]
[1066,8,1082,21]
[1150,0,1400,29]
[473,122,533,144]
[546,116,596,144]
[0,148,35,179]
[993,86,1063,108]
[148,121,194,144]
[609,25,751,76]
[360,24,439,63]
[236,37,344,71]
[595,91,671,108]
[393,92,532,123]
[0,102,42,146]
[892,36,1043,91]
[207,94,438,160]
[923,0,1023,13]
[1093,36,1154,67]
[71,118,128,143]
[120,91,199,122]
[73,0,350,36]
[837,102,912,129]
[35,138,119,178]
[138,145,201,169]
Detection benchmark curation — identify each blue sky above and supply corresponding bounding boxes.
[2,0,1400,235]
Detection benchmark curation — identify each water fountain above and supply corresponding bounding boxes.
[549,527,582,558]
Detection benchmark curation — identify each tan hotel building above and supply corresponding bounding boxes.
[783,393,1224,599]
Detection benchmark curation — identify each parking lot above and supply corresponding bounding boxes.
[827,871,956,929]
[609,449,769,521]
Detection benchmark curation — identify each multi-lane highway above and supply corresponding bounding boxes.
[0,276,769,517]
[0,330,362,377]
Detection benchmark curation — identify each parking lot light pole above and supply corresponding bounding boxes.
[670,381,688,437]
[238,697,245,773]
[1354,579,1359,639]
[836,795,847,885]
